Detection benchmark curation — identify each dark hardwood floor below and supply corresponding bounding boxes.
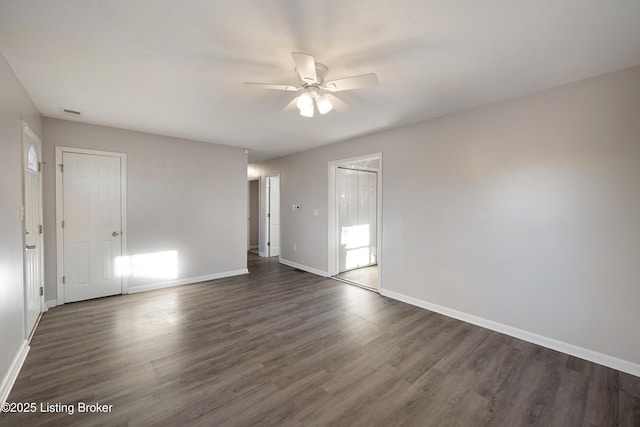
[2,253,639,426]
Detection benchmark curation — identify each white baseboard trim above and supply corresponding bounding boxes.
[127,269,249,294]
[249,245,258,250]
[259,251,266,257]
[45,299,57,311]
[279,258,329,277]
[0,341,29,406]
[380,289,640,378]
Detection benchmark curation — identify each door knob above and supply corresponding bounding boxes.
[112,231,120,237]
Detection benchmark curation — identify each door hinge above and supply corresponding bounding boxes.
[59,163,64,173]
[61,220,65,228]
[267,242,270,246]
[62,275,65,284]
[267,213,271,218]
[40,286,43,296]
[39,224,43,234]
[38,162,42,172]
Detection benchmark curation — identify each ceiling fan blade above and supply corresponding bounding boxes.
[325,94,351,112]
[281,96,300,112]
[291,52,318,84]
[244,82,300,91]
[323,73,378,92]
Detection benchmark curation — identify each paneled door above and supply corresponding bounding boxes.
[62,152,123,302]
[22,124,43,337]
[268,176,280,257]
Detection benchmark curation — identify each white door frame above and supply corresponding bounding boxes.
[265,174,280,257]
[21,122,44,338]
[328,152,383,291]
[55,146,128,304]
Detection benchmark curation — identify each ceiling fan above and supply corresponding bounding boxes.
[244,52,378,117]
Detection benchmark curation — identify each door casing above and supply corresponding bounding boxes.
[55,146,128,304]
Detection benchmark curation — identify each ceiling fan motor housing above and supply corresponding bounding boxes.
[296,63,328,85]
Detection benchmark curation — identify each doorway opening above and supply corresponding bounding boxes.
[328,153,382,291]
[266,175,280,258]
[247,178,260,255]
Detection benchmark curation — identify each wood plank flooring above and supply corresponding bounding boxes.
[335,265,379,290]
[2,253,639,426]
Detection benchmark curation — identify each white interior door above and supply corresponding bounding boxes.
[337,167,377,273]
[62,152,122,302]
[247,181,251,250]
[22,125,43,337]
[268,176,280,257]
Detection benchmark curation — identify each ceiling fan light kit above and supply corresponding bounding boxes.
[300,105,314,118]
[244,52,378,118]
[316,94,333,115]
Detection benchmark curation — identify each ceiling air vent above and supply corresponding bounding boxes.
[62,108,83,118]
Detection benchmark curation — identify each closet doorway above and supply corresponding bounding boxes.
[328,153,382,291]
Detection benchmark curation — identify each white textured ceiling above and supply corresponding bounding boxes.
[1,1,639,162]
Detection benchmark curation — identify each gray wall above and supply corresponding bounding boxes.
[42,119,248,297]
[250,66,640,367]
[0,52,42,395]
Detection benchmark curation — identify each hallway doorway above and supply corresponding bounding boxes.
[247,178,259,254]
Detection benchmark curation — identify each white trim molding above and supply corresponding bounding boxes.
[127,269,249,294]
[45,300,58,311]
[279,258,329,277]
[0,341,29,406]
[380,289,640,377]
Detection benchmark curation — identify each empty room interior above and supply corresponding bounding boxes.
[1,1,640,425]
